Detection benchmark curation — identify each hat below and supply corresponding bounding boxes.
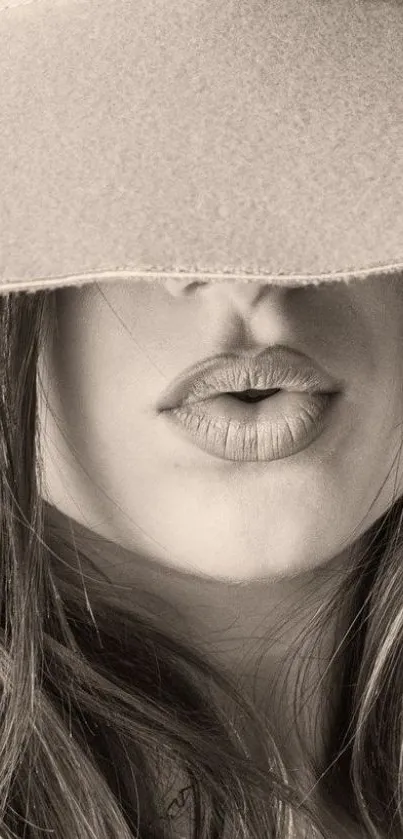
[1,0,402,296]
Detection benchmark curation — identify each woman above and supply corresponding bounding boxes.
[37,272,403,839]
[2,0,403,837]
[0,275,401,839]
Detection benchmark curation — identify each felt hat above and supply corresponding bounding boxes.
[1,0,402,296]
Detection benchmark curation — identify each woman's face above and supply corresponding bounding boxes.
[38,276,403,582]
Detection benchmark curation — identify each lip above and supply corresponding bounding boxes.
[157,346,343,463]
[156,346,343,412]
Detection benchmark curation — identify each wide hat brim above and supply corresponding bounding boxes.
[1,0,403,296]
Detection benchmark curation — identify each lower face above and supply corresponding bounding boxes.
[38,275,403,582]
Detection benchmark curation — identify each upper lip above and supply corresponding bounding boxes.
[157,345,343,411]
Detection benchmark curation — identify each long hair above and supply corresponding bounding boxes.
[0,287,402,838]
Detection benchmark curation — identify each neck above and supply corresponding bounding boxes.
[45,500,367,836]
[168,554,350,759]
[44,501,356,799]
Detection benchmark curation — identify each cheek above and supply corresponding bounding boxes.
[305,380,403,550]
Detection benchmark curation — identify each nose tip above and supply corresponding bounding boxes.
[163,277,285,307]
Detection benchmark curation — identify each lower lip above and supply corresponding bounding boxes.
[161,391,337,462]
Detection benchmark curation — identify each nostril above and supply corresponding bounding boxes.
[163,278,207,297]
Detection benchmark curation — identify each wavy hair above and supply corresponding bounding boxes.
[0,287,402,838]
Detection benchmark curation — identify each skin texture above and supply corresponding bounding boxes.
[37,275,403,825]
[38,275,403,580]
